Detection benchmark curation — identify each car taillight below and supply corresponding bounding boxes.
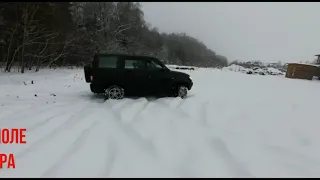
[90,76,93,81]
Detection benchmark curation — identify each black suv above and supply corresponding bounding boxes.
[84,54,193,99]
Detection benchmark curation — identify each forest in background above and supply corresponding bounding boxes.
[0,2,228,73]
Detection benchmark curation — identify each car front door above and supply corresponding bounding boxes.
[123,57,150,96]
[146,59,172,96]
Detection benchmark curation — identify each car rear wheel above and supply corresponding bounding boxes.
[105,85,124,100]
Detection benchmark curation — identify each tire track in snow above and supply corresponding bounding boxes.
[130,99,150,124]
[0,112,74,156]
[40,119,100,177]
[15,102,98,158]
[0,105,32,121]
[1,105,102,178]
[26,108,71,132]
[0,103,70,125]
[152,98,190,118]
[107,98,133,110]
[99,104,172,178]
[38,108,119,178]
[110,99,136,122]
[105,102,157,155]
[9,105,75,132]
[177,145,198,177]
[112,98,150,124]
[0,103,102,177]
[99,140,118,177]
[209,137,253,177]
[107,98,145,124]
[199,102,209,126]
[114,98,139,110]
[174,98,187,109]
[154,98,182,108]
[261,145,320,176]
[113,117,156,155]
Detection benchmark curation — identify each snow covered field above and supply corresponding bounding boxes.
[1,68,320,177]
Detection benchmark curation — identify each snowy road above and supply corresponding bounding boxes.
[1,68,320,177]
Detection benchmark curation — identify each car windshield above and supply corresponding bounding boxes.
[148,60,163,69]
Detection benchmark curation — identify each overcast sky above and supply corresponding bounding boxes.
[141,2,320,63]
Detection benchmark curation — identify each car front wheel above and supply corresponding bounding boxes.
[174,85,188,99]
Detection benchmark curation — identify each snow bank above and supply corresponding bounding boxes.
[266,67,283,74]
[222,64,285,76]
[222,64,247,72]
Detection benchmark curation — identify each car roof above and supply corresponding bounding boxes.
[95,53,157,59]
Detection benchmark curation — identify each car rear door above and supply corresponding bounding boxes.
[122,56,150,96]
[91,55,125,88]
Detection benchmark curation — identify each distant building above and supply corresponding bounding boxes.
[286,62,320,80]
[315,54,320,64]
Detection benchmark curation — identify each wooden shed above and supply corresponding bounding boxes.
[285,63,320,80]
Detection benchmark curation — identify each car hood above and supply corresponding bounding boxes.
[169,70,190,78]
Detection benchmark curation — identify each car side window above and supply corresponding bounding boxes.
[98,56,118,68]
[147,60,163,69]
[124,59,146,69]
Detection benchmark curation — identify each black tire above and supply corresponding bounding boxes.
[173,85,188,99]
[105,85,124,100]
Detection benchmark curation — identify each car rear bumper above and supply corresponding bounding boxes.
[90,83,104,93]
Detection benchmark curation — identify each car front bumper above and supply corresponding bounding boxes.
[188,78,193,90]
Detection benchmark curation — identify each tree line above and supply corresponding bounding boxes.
[0,2,228,73]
